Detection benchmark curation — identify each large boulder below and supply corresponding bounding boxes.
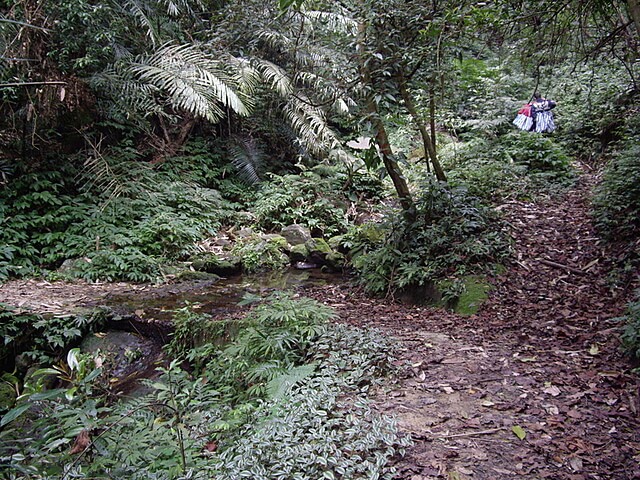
[280,225,312,246]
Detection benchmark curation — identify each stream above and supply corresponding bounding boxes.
[87,268,348,396]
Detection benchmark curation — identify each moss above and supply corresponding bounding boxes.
[290,244,309,262]
[453,275,492,316]
[0,373,17,411]
[264,234,290,250]
[305,238,332,256]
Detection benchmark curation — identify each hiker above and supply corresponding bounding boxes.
[513,93,556,133]
[530,93,556,133]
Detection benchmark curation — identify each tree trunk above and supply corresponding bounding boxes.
[396,73,447,182]
[628,0,640,38]
[356,22,415,218]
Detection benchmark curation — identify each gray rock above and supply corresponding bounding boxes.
[280,225,312,246]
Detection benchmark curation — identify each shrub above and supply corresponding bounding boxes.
[592,141,640,243]
[443,131,575,202]
[353,179,509,298]
[0,147,233,282]
[620,292,640,363]
[253,169,349,237]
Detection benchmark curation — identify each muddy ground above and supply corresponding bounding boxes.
[1,168,639,479]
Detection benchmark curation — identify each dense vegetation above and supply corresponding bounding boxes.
[1,0,640,477]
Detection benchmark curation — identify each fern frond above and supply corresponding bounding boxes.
[252,59,293,97]
[91,64,170,123]
[303,10,357,35]
[282,95,339,155]
[227,135,265,185]
[160,0,202,17]
[131,43,249,122]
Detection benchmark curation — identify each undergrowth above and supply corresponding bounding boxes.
[621,291,640,364]
[1,294,410,479]
[351,179,510,300]
[0,140,239,283]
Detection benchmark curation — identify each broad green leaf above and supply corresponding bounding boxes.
[1,403,31,426]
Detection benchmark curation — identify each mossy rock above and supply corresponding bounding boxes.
[305,238,332,256]
[176,270,221,282]
[324,251,346,271]
[290,244,309,263]
[262,234,290,251]
[190,253,242,276]
[451,275,492,316]
[280,225,312,246]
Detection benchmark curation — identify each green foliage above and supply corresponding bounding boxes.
[443,131,575,202]
[200,293,334,401]
[0,143,234,282]
[213,376,409,480]
[353,180,509,298]
[253,169,350,237]
[592,141,640,243]
[231,234,291,273]
[621,292,640,363]
[0,304,101,368]
[2,296,409,479]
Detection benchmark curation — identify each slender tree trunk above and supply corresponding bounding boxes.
[429,81,437,151]
[356,22,415,218]
[628,0,640,38]
[396,73,447,182]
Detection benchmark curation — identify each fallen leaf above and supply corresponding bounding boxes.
[543,385,561,397]
[588,344,599,355]
[512,425,527,440]
[204,441,218,452]
[69,429,91,455]
[568,456,583,472]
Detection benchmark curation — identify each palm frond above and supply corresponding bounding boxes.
[227,135,265,185]
[282,95,339,156]
[159,0,203,17]
[303,10,357,35]
[91,63,169,123]
[121,0,160,47]
[131,43,249,122]
[250,58,293,97]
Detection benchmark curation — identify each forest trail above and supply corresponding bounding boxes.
[307,167,640,479]
[1,168,639,479]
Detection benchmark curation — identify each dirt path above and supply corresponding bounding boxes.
[305,171,640,479]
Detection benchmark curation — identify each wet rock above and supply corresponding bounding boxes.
[190,252,242,277]
[305,238,333,264]
[294,261,319,270]
[81,330,163,394]
[290,244,309,263]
